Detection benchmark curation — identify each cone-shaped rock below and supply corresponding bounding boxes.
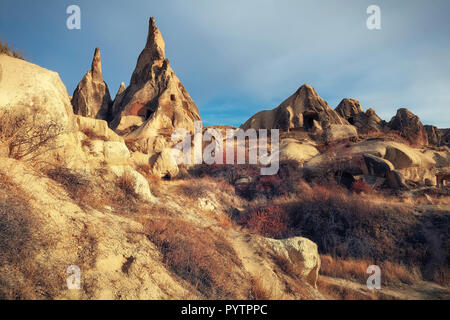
[335,98,383,133]
[71,48,112,119]
[110,17,201,145]
[241,84,347,131]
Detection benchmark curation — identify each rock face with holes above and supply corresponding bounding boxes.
[388,108,428,147]
[109,17,201,151]
[335,98,383,133]
[71,48,112,120]
[241,84,347,132]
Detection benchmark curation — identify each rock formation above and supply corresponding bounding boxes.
[424,125,450,147]
[335,98,383,133]
[71,48,112,119]
[109,17,201,151]
[388,108,428,147]
[0,54,83,166]
[241,84,347,131]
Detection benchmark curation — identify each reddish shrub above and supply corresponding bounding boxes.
[352,180,372,194]
[239,205,290,238]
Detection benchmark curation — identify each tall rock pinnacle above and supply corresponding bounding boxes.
[109,17,201,154]
[71,47,112,119]
[91,47,103,81]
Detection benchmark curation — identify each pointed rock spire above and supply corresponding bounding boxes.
[117,82,126,96]
[91,47,103,81]
[146,17,165,60]
[71,47,112,119]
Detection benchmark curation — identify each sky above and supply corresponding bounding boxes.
[1,0,449,127]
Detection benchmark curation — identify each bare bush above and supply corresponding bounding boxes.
[0,108,65,161]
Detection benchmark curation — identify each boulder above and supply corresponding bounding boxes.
[0,54,83,167]
[362,154,394,177]
[109,17,201,150]
[278,141,319,163]
[109,165,155,203]
[388,108,428,147]
[75,115,123,143]
[150,148,179,178]
[386,170,407,189]
[71,48,112,119]
[322,124,358,143]
[104,141,131,165]
[264,237,321,288]
[241,84,347,131]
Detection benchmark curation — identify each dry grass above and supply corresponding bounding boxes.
[249,276,271,300]
[142,217,244,299]
[0,38,23,60]
[317,279,397,300]
[0,172,61,299]
[320,255,421,286]
[45,166,140,211]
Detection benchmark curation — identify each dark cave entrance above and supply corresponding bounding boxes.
[334,171,356,189]
[303,111,319,130]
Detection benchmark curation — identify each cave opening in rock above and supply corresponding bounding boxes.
[334,170,356,189]
[303,111,319,130]
[348,117,355,125]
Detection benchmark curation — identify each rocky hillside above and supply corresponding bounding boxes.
[0,16,449,300]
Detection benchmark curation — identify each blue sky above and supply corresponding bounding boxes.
[1,0,449,127]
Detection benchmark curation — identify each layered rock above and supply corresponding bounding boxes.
[110,17,201,150]
[71,48,112,119]
[335,98,383,133]
[388,108,428,147]
[241,84,347,131]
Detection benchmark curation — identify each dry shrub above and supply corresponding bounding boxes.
[0,108,65,161]
[115,172,138,201]
[238,205,290,238]
[142,217,243,299]
[271,253,295,275]
[249,276,271,300]
[0,38,23,60]
[216,213,233,230]
[45,166,99,209]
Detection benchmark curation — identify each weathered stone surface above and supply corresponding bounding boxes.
[71,48,112,119]
[386,170,407,189]
[278,141,319,163]
[0,54,83,167]
[109,165,155,203]
[110,17,201,149]
[335,99,383,133]
[388,108,428,147]
[241,84,347,131]
[0,141,9,157]
[150,148,179,178]
[322,124,358,143]
[264,237,321,288]
[75,115,123,143]
[104,141,131,165]
[363,154,394,177]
